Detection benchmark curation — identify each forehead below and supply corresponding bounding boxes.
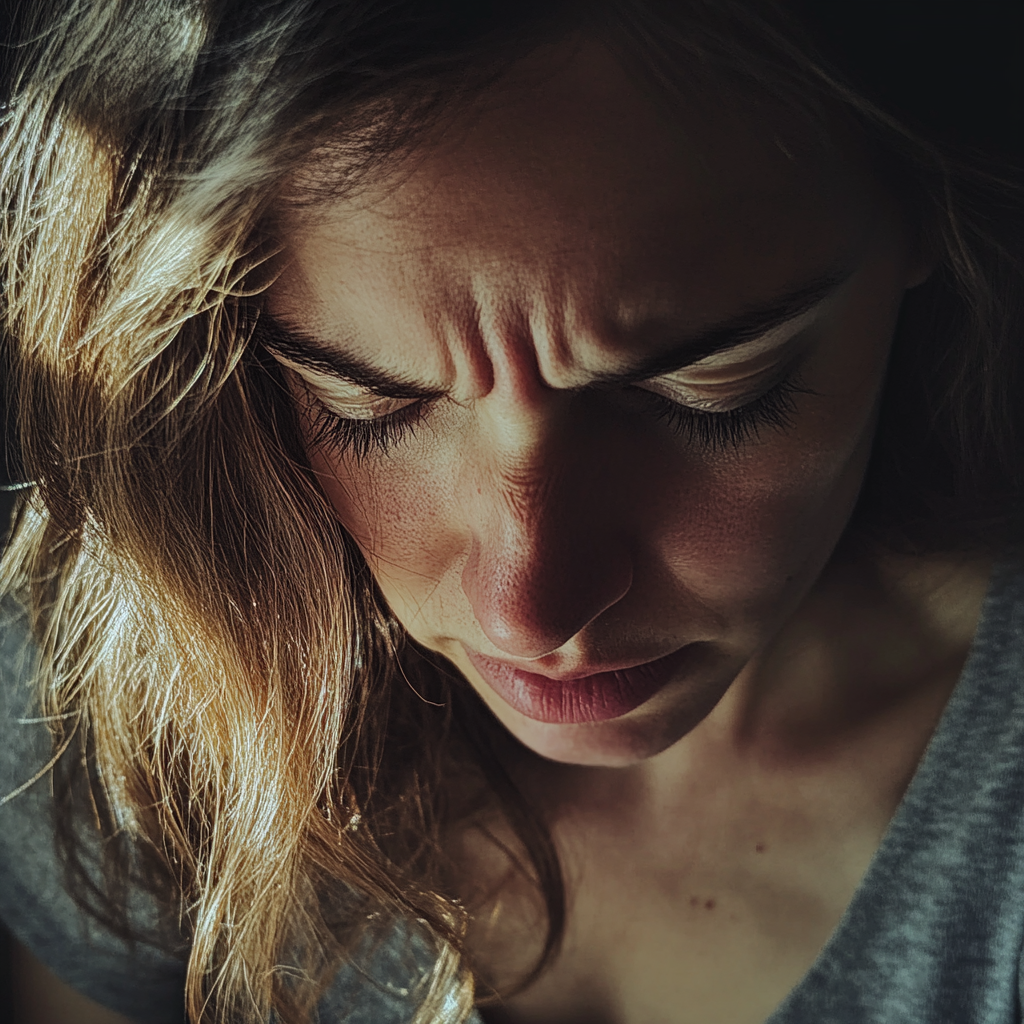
[269,38,875,386]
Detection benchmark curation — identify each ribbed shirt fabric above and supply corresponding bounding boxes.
[2,557,1024,1023]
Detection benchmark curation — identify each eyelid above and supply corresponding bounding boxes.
[321,394,420,421]
[683,305,821,374]
[638,369,781,413]
[271,348,441,404]
[279,362,421,420]
[639,302,823,400]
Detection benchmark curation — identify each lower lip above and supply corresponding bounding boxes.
[465,647,694,725]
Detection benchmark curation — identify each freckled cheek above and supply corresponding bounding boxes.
[285,376,466,604]
[308,445,466,595]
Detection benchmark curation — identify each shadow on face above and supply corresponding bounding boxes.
[267,36,929,767]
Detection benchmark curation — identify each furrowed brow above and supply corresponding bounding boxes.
[586,269,853,390]
[262,267,852,399]
[261,317,447,400]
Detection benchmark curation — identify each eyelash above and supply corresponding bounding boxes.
[633,369,814,451]
[307,397,430,461]
[306,368,813,460]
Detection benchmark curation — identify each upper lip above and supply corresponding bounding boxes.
[464,645,685,682]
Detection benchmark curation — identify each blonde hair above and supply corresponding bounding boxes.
[1,2,1022,1022]
[1,4,484,1022]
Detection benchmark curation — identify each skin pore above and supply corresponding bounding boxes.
[267,37,991,1024]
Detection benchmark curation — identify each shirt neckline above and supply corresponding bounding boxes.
[764,552,1023,1021]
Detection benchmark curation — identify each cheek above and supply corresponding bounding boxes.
[287,363,466,605]
[643,339,887,623]
[653,432,873,614]
[685,283,897,583]
[308,444,471,625]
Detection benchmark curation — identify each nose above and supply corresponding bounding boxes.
[460,430,633,660]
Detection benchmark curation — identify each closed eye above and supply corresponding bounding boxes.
[306,393,431,460]
[316,394,421,421]
[284,333,817,460]
[627,351,817,449]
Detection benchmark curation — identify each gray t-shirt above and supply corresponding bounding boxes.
[2,556,1024,1023]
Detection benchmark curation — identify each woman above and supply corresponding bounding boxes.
[1,1,1022,1022]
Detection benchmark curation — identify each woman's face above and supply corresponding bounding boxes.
[268,41,928,767]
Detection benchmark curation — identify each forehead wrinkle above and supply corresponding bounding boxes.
[482,290,540,392]
[529,272,596,388]
[461,262,613,394]
[429,281,495,400]
[470,272,609,401]
[531,292,623,392]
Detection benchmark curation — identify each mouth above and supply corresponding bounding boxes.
[464,646,695,725]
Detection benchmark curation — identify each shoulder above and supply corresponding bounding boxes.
[0,599,188,1024]
[0,601,469,1024]
[9,936,139,1024]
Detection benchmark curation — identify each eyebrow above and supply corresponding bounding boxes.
[585,269,852,389]
[262,268,853,399]
[261,319,447,400]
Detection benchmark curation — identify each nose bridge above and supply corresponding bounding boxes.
[460,404,632,660]
[494,450,557,533]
